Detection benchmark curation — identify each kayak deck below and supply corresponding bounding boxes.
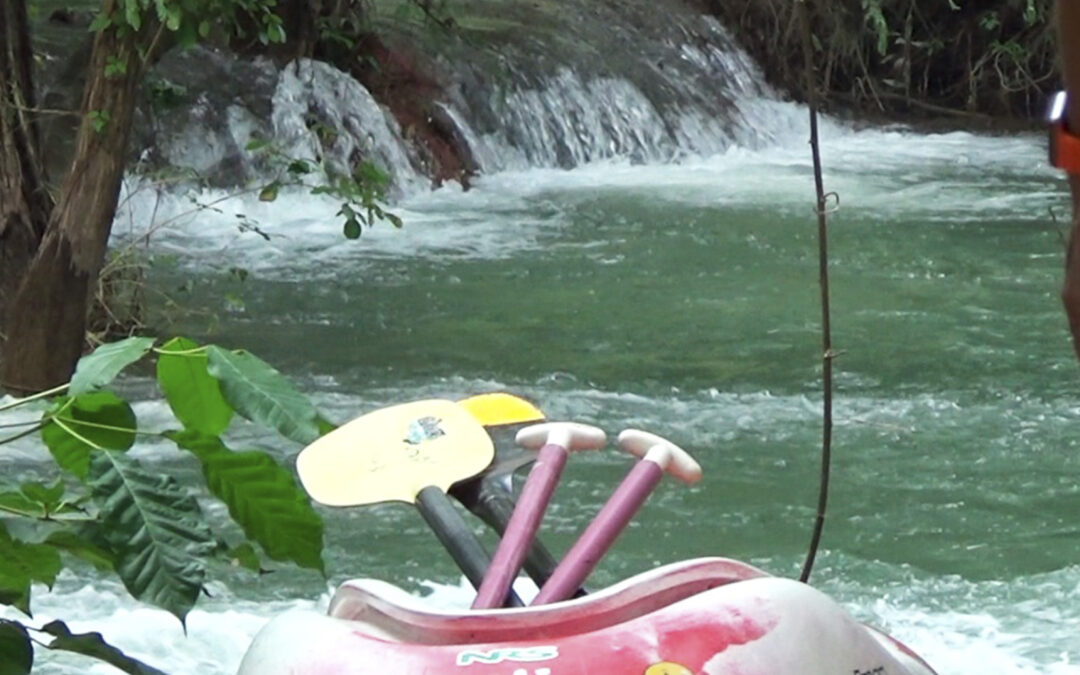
[328,556,768,644]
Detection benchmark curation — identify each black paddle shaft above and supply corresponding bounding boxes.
[452,477,587,598]
[414,486,525,608]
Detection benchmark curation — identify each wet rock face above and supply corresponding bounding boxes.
[36,0,771,194]
[129,47,424,195]
[132,47,280,187]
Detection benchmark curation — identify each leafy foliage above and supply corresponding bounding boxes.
[0,619,33,675]
[708,0,1056,118]
[89,452,215,624]
[245,138,404,239]
[0,525,63,615]
[89,0,287,48]
[170,431,324,571]
[206,346,321,444]
[0,337,329,670]
[41,620,168,675]
[69,336,154,396]
[157,337,233,435]
[40,392,137,479]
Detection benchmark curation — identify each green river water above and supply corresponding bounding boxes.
[3,103,1079,673]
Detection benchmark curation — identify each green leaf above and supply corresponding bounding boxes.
[41,392,137,479]
[169,431,324,572]
[104,55,128,78]
[176,20,198,48]
[88,453,213,624]
[343,217,362,239]
[20,481,64,511]
[205,347,320,444]
[164,6,181,31]
[88,12,113,33]
[44,529,115,571]
[226,542,262,572]
[316,415,337,436]
[286,160,312,175]
[156,338,233,436]
[258,181,280,202]
[0,524,63,615]
[124,0,142,31]
[70,336,154,396]
[245,137,270,152]
[41,620,167,675]
[88,109,111,133]
[0,491,40,518]
[0,620,32,675]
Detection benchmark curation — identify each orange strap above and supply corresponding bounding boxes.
[1051,120,1080,174]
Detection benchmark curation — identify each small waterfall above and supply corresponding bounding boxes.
[136,3,789,193]
[272,60,426,194]
[430,14,780,174]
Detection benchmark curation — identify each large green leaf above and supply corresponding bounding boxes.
[205,346,319,444]
[69,337,155,396]
[88,453,213,624]
[0,524,62,615]
[0,620,32,675]
[169,431,324,572]
[0,492,40,519]
[41,393,136,479]
[156,337,233,436]
[44,528,115,571]
[41,620,167,675]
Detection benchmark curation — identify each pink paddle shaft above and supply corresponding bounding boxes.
[472,443,569,608]
[532,460,663,605]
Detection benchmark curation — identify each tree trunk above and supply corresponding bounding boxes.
[0,0,53,347]
[1,2,149,394]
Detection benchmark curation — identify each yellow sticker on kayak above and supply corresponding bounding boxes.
[645,662,692,675]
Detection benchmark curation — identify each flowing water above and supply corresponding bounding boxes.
[5,19,1080,673]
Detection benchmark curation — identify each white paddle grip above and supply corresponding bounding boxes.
[515,422,607,452]
[616,429,702,485]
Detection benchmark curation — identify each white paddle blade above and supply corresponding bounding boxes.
[515,422,607,452]
[616,429,702,485]
[296,399,494,507]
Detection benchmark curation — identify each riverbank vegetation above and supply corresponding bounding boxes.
[705,0,1058,122]
[0,336,329,672]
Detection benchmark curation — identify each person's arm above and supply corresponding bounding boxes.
[1058,1,1080,359]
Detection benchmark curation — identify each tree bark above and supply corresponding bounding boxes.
[0,0,53,345]
[1,2,150,394]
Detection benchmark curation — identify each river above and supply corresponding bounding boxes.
[3,97,1079,673]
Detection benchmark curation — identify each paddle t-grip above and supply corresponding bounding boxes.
[472,422,606,609]
[415,486,524,607]
[616,429,702,484]
[532,429,701,605]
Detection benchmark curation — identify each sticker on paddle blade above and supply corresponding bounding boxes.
[645,662,692,675]
[405,416,445,444]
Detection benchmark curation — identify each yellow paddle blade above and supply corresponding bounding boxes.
[296,399,494,507]
[459,393,545,427]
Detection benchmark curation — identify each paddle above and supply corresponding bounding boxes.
[453,394,573,593]
[472,421,607,609]
[531,429,701,605]
[295,398,524,607]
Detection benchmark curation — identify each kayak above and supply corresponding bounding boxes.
[238,556,937,674]
[238,399,937,674]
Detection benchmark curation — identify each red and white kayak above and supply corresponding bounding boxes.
[238,556,937,674]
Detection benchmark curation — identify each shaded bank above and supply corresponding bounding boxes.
[703,0,1058,123]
